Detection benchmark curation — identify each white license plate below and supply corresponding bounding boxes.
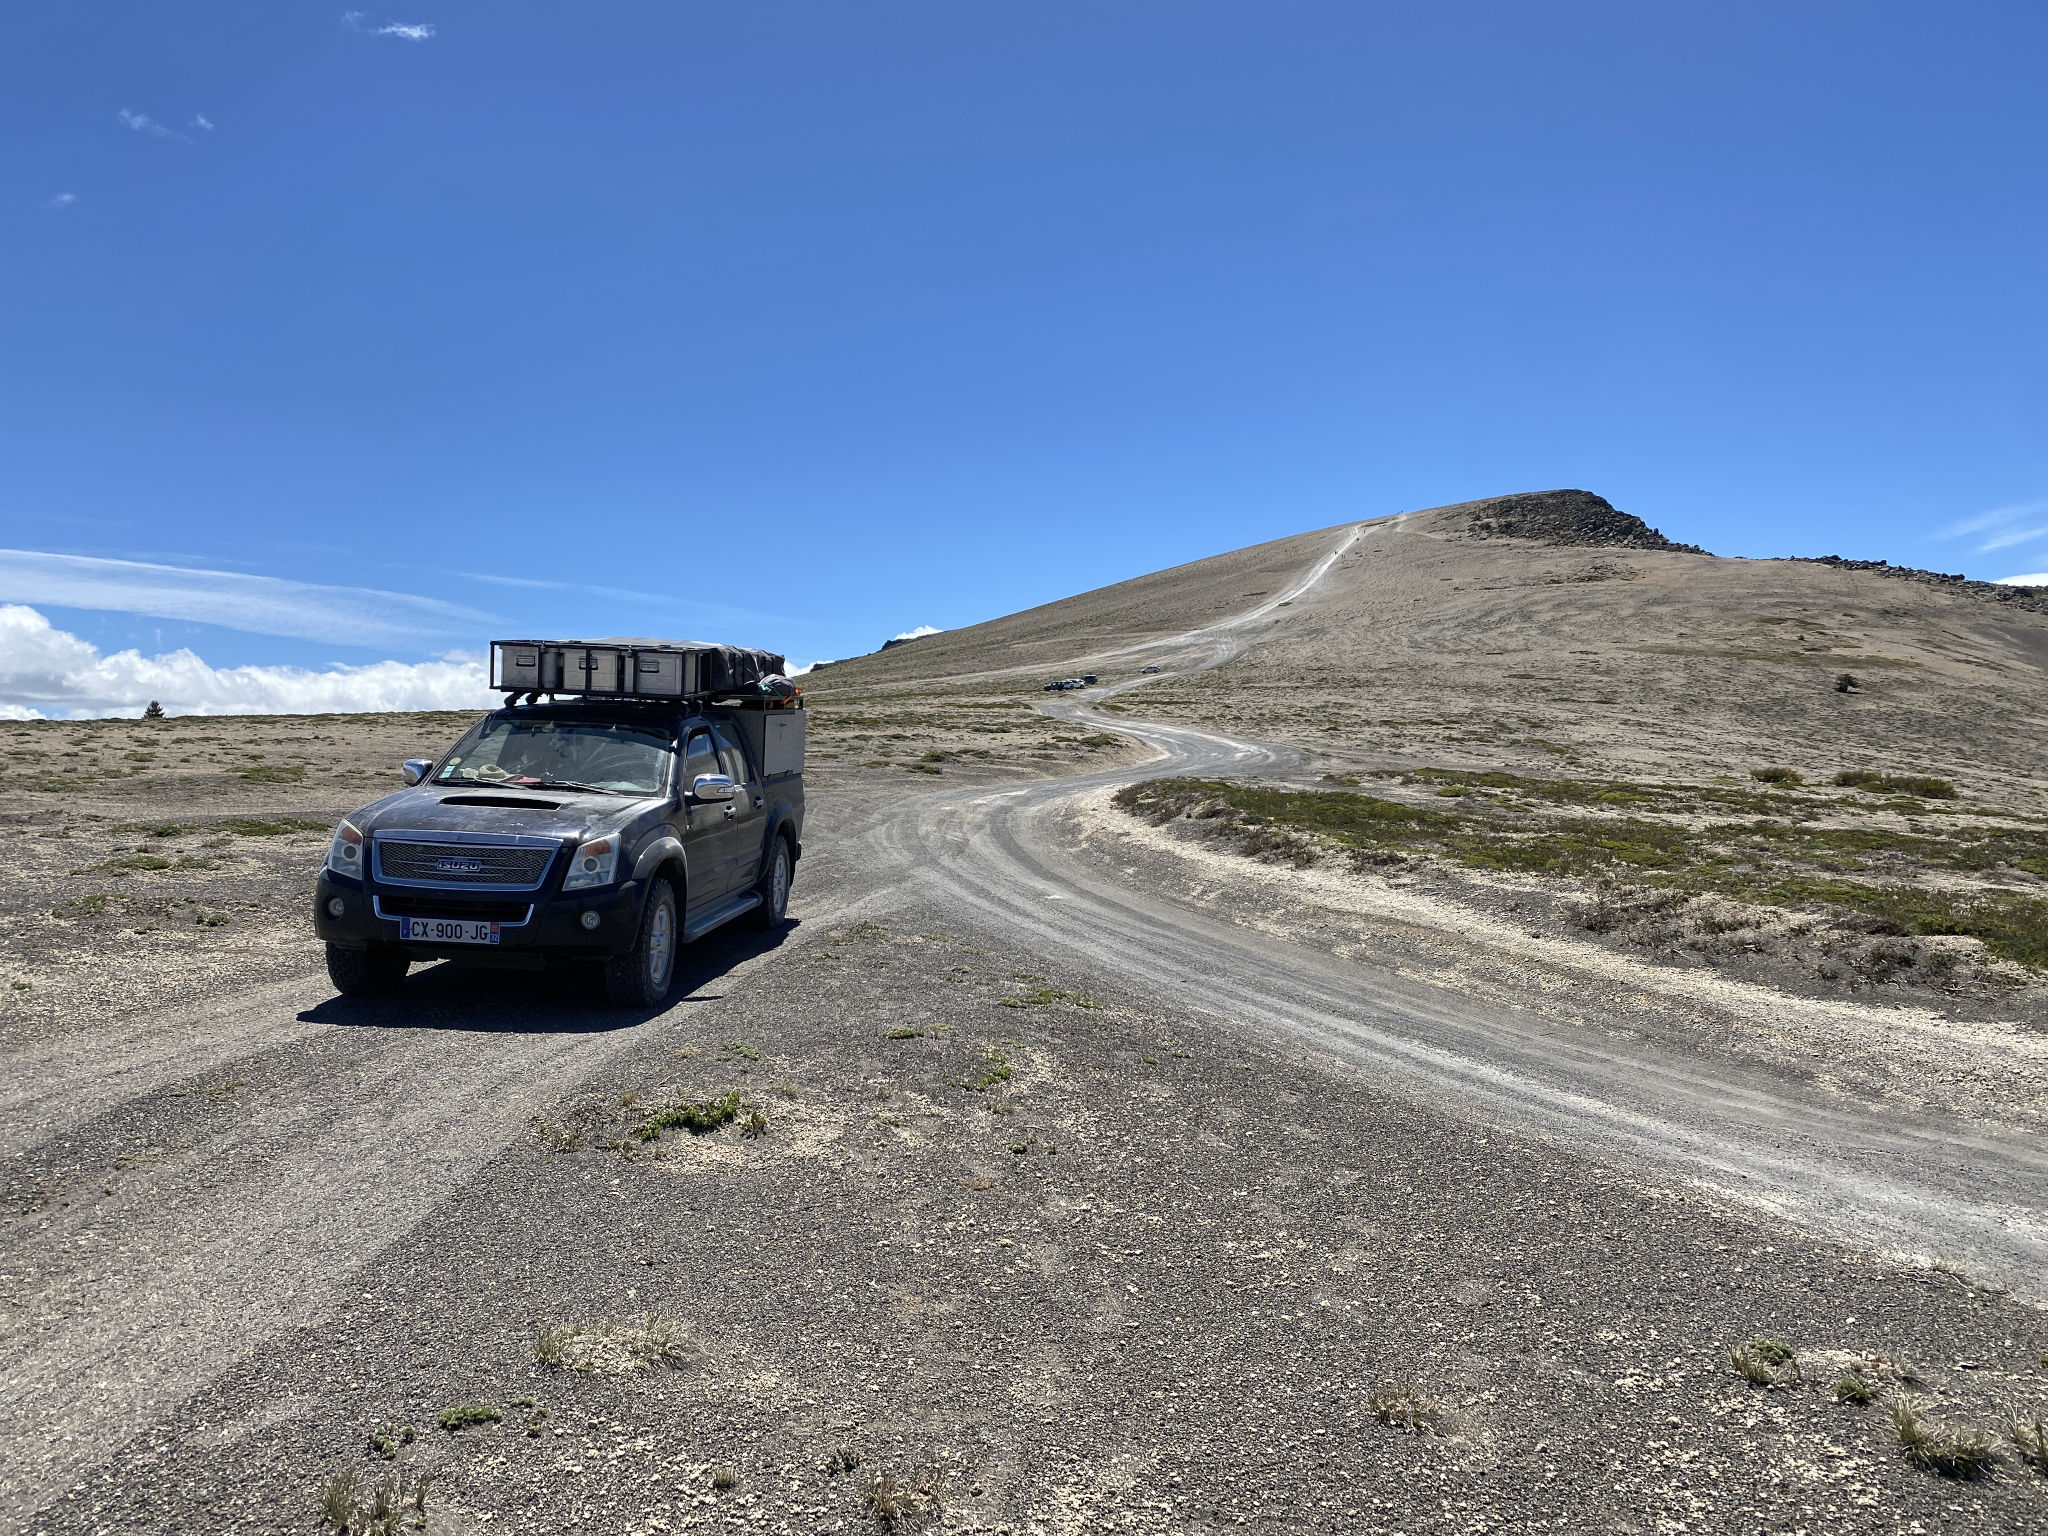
[398,916,501,946]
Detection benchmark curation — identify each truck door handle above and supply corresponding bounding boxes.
[722,804,737,819]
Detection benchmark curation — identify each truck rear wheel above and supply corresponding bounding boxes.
[748,837,792,930]
[326,942,410,998]
[605,879,677,1007]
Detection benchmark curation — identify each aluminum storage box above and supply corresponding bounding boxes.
[630,648,691,696]
[492,642,552,691]
[763,711,805,777]
[557,646,625,694]
[715,705,806,779]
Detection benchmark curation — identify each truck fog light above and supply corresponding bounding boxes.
[326,896,346,918]
[580,910,601,931]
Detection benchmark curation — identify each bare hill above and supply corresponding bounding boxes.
[810,491,2048,796]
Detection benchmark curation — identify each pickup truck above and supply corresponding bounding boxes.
[314,694,803,1006]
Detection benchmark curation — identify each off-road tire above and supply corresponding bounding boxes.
[326,942,410,998]
[604,879,678,1007]
[748,836,792,930]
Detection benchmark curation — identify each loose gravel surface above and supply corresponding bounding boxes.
[7,507,2048,1533]
[13,912,2048,1535]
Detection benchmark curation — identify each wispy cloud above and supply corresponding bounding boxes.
[117,109,191,144]
[1978,526,2048,553]
[455,570,787,628]
[0,605,493,719]
[342,12,436,40]
[43,192,75,209]
[0,550,497,647]
[1933,498,2048,551]
[192,114,214,132]
[462,572,683,605]
[891,624,943,642]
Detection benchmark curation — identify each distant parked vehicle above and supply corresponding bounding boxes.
[1139,665,1162,674]
[1043,678,1084,692]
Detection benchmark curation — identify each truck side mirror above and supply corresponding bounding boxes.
[401,758,433,786]
[691,774,738,802]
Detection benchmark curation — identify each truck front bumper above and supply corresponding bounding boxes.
[315,872,647,964]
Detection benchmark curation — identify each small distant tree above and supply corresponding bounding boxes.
[141,700,166,720]
[1834,673,1859,693]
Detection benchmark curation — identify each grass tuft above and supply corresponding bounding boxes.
[1365,1386,1442,1433]
[318,1468,359,1529]
[1730,1339,1798,1387]
[1893,1399,1997,1477]
[2010,1414,2048,1475]
[1834,1371,1876,1405]
[538,1312,697,1374]
[862,1469,944,1527]
[996,986,1101,1010]
[966,1051,1012,1091]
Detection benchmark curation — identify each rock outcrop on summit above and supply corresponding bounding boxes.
[1446,488,1709,553]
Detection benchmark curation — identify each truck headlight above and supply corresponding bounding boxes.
[325,819,365,879]
[561,835,621,891]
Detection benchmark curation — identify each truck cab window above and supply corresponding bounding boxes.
[710,726,750,786]
[683,730,719,791]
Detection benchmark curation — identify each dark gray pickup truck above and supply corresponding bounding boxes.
[314,639,805,1006]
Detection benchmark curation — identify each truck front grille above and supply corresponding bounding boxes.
[374,837,556,889]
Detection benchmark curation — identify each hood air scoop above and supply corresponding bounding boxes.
[436,794,564,811]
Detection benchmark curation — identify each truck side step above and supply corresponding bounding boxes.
[683,890,762,943]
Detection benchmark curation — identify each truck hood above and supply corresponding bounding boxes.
[347,786,665,844]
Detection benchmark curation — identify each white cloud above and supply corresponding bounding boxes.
[117,109,190,144]
[1994,573,2048,587]
[0,548,497,647]
[343,12,436,39]
[44,193,75,209]
[891,624,943,643]
[0,606,495,719]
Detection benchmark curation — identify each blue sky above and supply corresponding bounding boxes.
[3,2,2045,709]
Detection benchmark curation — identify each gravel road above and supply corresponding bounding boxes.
[4,528,2047,1533]
[865,687,2048,1299]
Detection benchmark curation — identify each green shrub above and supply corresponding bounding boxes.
[437,1402,501,1431]
[636,1091,744,1139]
[1833,770,1956,798]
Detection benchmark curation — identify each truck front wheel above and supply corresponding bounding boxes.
[604,879,678,1007]
[326,942,410,998]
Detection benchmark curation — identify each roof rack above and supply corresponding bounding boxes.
[490,638,792,704]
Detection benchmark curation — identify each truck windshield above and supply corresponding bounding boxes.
[436,717,674,795]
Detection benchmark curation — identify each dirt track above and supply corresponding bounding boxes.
[4,518,2048,1533]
